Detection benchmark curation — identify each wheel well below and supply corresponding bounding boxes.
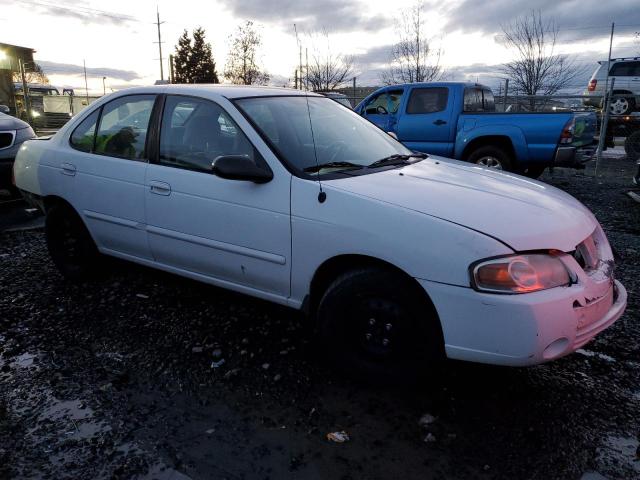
[42,195,75,213]
[611,90,633,95]
[462,136,515,162]
[307,254,438,318]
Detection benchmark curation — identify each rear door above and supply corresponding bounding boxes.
[394,86,454,156]
[144,94,291,298]
[66,94,155,260]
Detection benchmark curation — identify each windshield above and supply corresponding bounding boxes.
[235,96,412,176]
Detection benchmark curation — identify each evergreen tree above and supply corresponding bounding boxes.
[173,28,219,84]
[173,30,192,84]
[189,28,219,84]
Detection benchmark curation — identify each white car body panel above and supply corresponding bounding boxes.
[12,85,627,367]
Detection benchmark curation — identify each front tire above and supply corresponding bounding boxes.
[316,268,444,384]
[45,204,101,280]
[467,146,513,172]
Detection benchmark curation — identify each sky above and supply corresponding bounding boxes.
[1,0,639,94]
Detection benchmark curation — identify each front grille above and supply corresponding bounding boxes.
[0,131,15,150]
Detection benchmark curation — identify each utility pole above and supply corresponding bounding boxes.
[83,59,89,103]
[154,6,165,81]
[102,76,106,95]
[596,22,615,173]
[294,24,301,90]
[169,54,174,84]
[503,78,509,112]
[18,58,31,124]
[305,47,308,91]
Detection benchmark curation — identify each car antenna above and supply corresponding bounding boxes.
[304,93,326,203]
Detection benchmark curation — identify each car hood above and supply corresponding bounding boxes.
[326,157,597,252]
[0,112,30,131]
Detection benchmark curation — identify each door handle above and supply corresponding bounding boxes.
[433,119,447,125]
[149,181,171,196]
[60,162,76,176]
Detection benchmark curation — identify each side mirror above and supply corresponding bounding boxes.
[211,155,273,184]
[0,105,10,114]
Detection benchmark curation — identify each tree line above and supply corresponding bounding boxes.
[173,21,269,85]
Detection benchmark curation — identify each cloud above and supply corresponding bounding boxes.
[38,61,142,82]
[444,0,640,44]
[218,0,386,32]
[17,0,138,26]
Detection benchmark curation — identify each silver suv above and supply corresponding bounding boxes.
[584,58,640,115]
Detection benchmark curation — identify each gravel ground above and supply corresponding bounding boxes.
[1,155,639,480]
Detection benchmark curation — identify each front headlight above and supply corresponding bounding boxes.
[470,253,572,294]
[31,110,41,118]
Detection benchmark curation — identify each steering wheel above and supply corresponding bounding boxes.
[325,141,348,163]
[376,105,388,115]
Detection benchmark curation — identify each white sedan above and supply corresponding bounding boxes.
[13,85,626,382]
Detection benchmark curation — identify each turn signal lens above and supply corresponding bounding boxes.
[472,254,571,294]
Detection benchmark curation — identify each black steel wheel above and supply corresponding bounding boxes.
[317,267,444,384]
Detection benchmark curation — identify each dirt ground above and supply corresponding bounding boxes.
[1,155,639,480]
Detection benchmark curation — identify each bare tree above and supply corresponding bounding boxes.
[500,10,584,96]
[12,63,49,85]
[224,21,269,85]
[381,1,443,85]
[306,31,354,91]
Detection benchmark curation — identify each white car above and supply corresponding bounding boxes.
[13,85,627,382]
[584,57,640,115]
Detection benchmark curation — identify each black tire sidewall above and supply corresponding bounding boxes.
[45,205,99,280]
[624,132,640,161]
[317,268,444,384]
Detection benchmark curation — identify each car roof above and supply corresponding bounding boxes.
[106,84,323,100]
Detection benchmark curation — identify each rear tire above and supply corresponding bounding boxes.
[518,164,546,179]
[45,204,102,281]
[316,267,444,385]
[624,131,640,162]
[467,146,513,172]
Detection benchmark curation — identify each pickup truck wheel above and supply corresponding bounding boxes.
[519,165,546,179]
[624,131,640,161]
[45,204,101,281]
[467,146,513,172]
[316,268,444,385]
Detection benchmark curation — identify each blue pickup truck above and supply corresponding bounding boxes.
[355,82,597,177]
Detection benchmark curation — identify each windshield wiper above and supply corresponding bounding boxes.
[368,152,427,168]
[303,161,364,173]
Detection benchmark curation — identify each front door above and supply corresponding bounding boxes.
[145,95,291,298]
[361,88,404,133]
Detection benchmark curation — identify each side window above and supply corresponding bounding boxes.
[482,89,496,112]
[609,62,639,77]
[406,88,449,114]
[387,89,404,113]
[364,93,389,115]
[70,109,100,152]
[94,95,155,160]
[159,95,256,172]
[463,88,483,112]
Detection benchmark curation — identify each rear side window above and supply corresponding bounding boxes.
[610,61,640,77]
[464,88,495,112]
[94,95,155,160]
[406,88,448,114]
[70,109,100,152]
